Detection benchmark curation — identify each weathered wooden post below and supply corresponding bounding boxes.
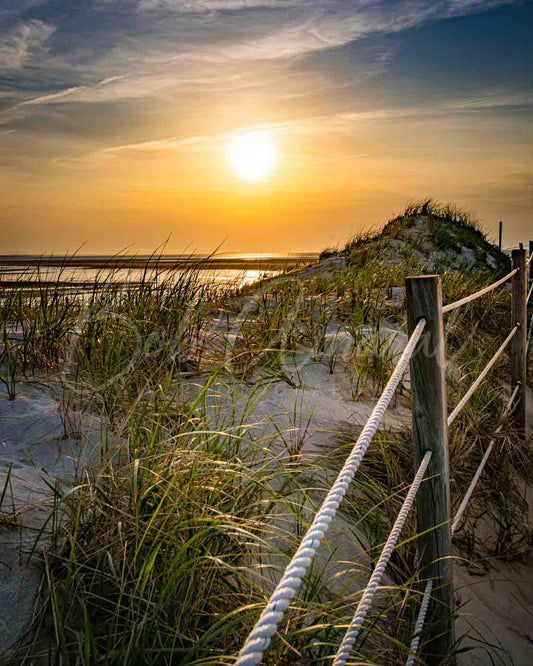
[498,221,503,251]
[526,241,533,364]
[511,248,527,437]
[406,275,455,665]
[529,240,533,291]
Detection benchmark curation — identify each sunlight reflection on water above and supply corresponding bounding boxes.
[0,255,317,290]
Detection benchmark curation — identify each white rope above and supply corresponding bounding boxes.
[504,382,521,419]
[450,383,520,535]
[447,325,519,426]
[451,441,494,537]
[406,383,521,662]
[332,451,432,666]
[234,319,427,666]
[528,282,532,304]
[405,580,434,666]
[442,268,518,314]
[526,313,533,356]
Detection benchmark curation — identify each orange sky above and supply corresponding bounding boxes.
[1,1,532,253]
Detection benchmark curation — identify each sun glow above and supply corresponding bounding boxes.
[229,131,276,182]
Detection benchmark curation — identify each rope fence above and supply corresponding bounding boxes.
[450,382,520,536]
[405,580,434,666]
[235,319,427,666]
[333,451,432,666]
[442,267,518,314]
[403,245,530,663]
[447,325,519,426]
[235,242,531,666]
[405,381,521,664]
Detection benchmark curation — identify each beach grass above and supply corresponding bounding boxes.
[1,207,531,664]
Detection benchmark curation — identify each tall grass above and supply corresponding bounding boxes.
[340,199,509,277]
[12,378,425,665]
[1,228,531,665]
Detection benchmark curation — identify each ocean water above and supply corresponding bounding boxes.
[0,253,318,290]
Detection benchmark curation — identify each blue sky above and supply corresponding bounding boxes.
[1,0,532,252]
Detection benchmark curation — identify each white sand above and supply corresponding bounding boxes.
[455,557,533,664]
[0,383,101,655]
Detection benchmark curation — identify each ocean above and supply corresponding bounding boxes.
[0,253,318,290]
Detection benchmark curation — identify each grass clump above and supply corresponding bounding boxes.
[16,381,426,665]
[341,199,509,277]
[32,401,274,664]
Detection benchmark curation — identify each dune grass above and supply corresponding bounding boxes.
[1,214,531,664]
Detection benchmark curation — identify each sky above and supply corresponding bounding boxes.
[1,0,532,254]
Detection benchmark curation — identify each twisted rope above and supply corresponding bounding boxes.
[447,324,519,426]
[451,441,494,538]
[332,451,432,666]
[526,250,531,352]
[451,382,520,535]
[405,383,521,664]
[442,268,518,314]
[405,580,434,666]
[234,318,427,666]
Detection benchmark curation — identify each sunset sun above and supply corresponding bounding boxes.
[229,131,276,182]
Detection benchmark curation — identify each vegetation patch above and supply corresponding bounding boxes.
[1,201,531,665]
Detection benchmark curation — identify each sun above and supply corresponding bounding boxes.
[229,131,276,182]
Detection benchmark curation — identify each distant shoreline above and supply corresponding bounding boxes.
[0,253,318,271]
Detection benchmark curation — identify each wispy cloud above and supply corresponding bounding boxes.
[0,0,528,171]
[0,20,55,70]
[447,92,533,110]
[137,0,302,10]
[1,0,518,109]
[18,77,126,106]
[76,90,533,162]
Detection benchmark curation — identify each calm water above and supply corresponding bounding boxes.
[0,253,318,290]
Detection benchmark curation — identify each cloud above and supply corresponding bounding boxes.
[2,0,512,112]
[447,93,533,110]
[0,0,527,168]
[0,20,55,70]
[100,132,231,155]
[129,0,518,64]
[84,89,533,157]
[18,77,127,106]
[137,0,301,10]
[18,86,89,106]
[0,0,519,113]
[447,0,515,13]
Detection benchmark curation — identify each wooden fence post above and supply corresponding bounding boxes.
[529,240,533,291]
[511,248,527,437]
[406,275,455,665]
[526,241,533,374]
[498,221,503,251]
